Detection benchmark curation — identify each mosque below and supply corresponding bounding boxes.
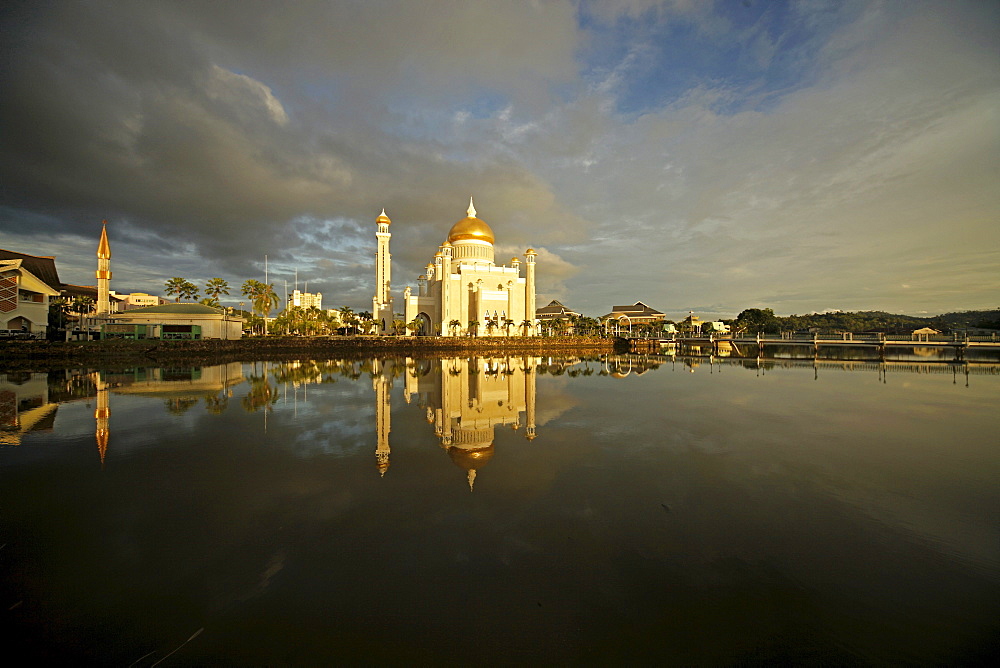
[374,198,539,336]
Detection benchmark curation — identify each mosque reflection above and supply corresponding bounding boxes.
[5,353,993,479]
[388,356,540,489]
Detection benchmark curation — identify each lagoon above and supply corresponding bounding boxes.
[2,353,998,664]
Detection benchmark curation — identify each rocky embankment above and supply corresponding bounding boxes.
[0,336,615,371]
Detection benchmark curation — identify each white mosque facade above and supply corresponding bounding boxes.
[376,199,538,336]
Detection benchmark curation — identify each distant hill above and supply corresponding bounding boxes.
[732,308,1000,334]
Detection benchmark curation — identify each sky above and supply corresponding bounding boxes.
[1,0,997,319]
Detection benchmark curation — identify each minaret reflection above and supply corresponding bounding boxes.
[373,359,393,477]
[398,356,541,491]
[94,372,110,466]
[90,363,244,464]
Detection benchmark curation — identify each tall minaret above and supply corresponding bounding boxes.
[96,220,112,317]
[373,209,393,334]
[524,248,537,336]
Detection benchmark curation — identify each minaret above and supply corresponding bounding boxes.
[96,220,112,317]
[373,209,393,334]
[524,249,537,336]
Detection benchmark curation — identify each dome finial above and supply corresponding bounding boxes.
[467,196,476,218]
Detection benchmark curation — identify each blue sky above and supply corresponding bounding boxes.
[1,0,997,318]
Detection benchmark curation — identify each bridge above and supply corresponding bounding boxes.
[618,332,1000,360]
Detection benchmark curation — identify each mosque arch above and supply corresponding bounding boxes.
[416,312,433,336]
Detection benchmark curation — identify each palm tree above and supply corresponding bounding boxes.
[165,277,199,302]
[467,320,480,337]
[449,319,462,337]
[521,319,533,336]
[241,279,279,335]
[407,318,423,336]
[339,306,359,335]
[204,278,230,306]
[323,310,340,335]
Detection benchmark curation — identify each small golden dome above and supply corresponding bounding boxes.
[442,240,452,247]
[375,208,391,225]
[448,197,495,244]
[525,248,536,255]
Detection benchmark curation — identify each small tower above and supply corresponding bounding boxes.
[373,209,393,334]
[96,220,112,317]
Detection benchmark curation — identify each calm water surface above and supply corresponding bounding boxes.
[2,354,998,665]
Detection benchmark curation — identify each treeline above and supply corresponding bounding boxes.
[730,308,1000,335]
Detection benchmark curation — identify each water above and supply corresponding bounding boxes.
[2,354,998,665]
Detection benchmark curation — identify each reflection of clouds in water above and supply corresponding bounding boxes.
[290,411,374,458]
[533,376,579,427]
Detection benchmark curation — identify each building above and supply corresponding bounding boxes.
[113,292,164,310]
[290,289,322,310]
[0,249,62,337]
[61,284,125,313]
[535,299,581,323]
[372,209,394,333]
[702,321,730,334]
[105,303,244,340]
[401,198,538,336]
[96,221,111,316]
[600,302,666,328]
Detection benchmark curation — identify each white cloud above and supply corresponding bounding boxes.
[205,65,289,126]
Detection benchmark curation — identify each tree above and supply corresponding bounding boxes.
[339,306,359,335]
[449,319,462,337]
[204,278,230,306]
[407,318,423,336]
[734,308,779,334]
[241,279,279,335]
[165,277,199,302]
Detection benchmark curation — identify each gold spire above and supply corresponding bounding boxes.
[376,208,391,225]
[97,220,111,259]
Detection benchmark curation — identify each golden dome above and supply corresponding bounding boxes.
[447,197,495,244]
[376,208,391,225]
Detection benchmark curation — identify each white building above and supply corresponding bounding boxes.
[290,289,322,310]
[399,199,538,336]
[107,303,244,340]
[114,292,162,310]
[0,250,61,337]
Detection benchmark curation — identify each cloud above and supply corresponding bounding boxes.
[204,65,289,126]
[0,0,996,318]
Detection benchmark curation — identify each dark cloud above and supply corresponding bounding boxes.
[1,1,997,315]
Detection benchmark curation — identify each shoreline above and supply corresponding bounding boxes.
[0,336,616,371]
